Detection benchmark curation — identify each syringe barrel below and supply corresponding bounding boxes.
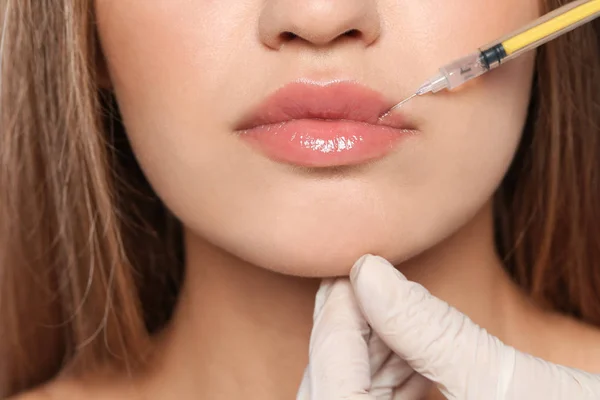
[437,51,489,91]
[482,0,599,63]
[425,0,600,94]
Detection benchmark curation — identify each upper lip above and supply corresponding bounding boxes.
[236,81,412,131]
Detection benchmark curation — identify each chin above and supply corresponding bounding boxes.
[197,216,452,278]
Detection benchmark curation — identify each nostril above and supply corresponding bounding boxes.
[275,29,364,46]
[280,31,298,41]
[343,29,361,38]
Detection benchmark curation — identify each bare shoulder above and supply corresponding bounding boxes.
[8,387,61,400]
[9,392,52,400]
[7,381,82,400]
[7,377,137,400]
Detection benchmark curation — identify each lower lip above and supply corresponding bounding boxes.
[239,120,414,167]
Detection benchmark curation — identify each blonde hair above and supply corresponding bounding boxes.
[0,0,599,397]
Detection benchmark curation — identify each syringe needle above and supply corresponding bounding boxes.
[378,93,417,120]
[391,93,417,110]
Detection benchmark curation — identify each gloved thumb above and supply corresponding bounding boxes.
[350,254,600,400]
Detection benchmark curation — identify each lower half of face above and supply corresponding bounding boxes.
[95,0,539,276]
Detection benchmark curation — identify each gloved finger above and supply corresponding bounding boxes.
[370,354,431,400]
[297,278,373,400]
[392,373,431,400]
[298,283,397,400]
[351,254,600,400]
[297,279,335,400]
[367,332,393,377]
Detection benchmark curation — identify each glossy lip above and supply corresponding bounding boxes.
[236,81,418,168]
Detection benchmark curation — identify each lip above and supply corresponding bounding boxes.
[236,81,417,167]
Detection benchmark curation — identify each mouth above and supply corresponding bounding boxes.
[235,81,418,168]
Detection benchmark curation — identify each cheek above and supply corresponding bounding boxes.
[94,0,257,140]
[415,53,535,229]
[94,0,263,207]
[380,0,539,230]
[426,56,535,175]
[391,0,542,56]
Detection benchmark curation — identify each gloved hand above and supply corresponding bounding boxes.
[297,254,600,400]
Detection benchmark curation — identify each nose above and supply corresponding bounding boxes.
[259,0,381,49]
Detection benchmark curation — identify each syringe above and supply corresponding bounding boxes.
[382,0,600,116]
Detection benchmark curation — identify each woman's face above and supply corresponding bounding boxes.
[95,0,540,276]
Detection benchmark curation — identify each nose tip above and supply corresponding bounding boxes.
[259,1,381,49]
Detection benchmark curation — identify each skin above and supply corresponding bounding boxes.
[15,0,600,399]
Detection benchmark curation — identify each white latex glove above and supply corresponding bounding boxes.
[297,254,600,400]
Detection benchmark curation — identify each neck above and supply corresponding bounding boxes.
[150,202,535,399]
